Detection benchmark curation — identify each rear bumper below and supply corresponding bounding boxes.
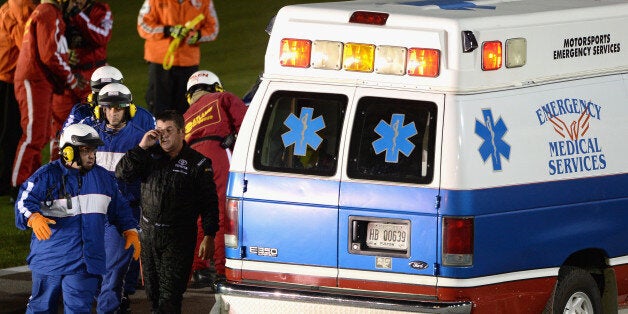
[214,282,472,313]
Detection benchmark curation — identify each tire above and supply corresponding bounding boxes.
[552,266,602,314]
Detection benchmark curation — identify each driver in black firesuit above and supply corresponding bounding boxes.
[115,110,219,313]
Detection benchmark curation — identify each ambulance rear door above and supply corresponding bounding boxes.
[238,81,352,286]
[338,88,443,294]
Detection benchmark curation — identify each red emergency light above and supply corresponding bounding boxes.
[280,38,312,68]
[482,41,502,71]
[349,11,389,25]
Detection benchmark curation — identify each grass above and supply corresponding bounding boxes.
[0,0,336,268]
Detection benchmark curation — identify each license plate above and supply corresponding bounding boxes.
[366,222,409,250]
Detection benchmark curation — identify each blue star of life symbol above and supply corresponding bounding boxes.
[372,114,417,163]
[474,109,510,171]
[281,107,325,156]
[401,0,496,10]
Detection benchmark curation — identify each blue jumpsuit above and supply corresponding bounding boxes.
[63,101,156,131]
[95,121,147,313]
[14,160,137,313]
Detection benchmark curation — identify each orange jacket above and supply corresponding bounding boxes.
[137,0,219,67]
[0,0,36,82]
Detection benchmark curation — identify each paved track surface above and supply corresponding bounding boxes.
[0,266,215,313]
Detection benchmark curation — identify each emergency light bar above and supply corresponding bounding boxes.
[279,36,526,75]
[280,38,441,77]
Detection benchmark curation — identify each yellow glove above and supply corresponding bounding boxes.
[68,49,79,66]
[186,30,200,45]
[123,229,141,260]
[27,213,56,241]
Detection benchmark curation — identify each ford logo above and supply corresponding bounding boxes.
[409,261,429,270]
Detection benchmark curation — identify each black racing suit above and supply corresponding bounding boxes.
[116,143,219,313]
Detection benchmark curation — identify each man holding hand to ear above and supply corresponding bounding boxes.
[14,123,140,313]
[116,110,219,313]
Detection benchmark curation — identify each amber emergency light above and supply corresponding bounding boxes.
[343,43,375,72]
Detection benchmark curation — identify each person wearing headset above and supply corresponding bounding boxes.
[63,65,156,132]
[93,82,147,313]
[183,70,247,288]
[14,123,140,313]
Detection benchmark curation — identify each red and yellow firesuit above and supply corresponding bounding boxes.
[12,2,79,187]
[0,0,36,193]
[50,1,112,160]
[183,91,247,275]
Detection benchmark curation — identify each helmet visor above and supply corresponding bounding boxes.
[71,133,104,147]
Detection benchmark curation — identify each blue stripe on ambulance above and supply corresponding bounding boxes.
[229,172,628,281]
[440,173,628,278]
[231,172,339,267]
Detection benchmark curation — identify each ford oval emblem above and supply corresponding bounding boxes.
[409,261,429,270]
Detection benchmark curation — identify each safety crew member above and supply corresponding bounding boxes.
[14,123,140,313]
[116,110,219,313]
[63,65,156,131]
[0,0,37,197]
[137,0,219,114]
[50,0,113,160]
[93,83,147,313]
[12,0,86,191]
[183,70,247,287]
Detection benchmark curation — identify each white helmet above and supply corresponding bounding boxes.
[90,65,124,93]
[60,123,104,149]
[98,83,133,107]
[186,70,222,93]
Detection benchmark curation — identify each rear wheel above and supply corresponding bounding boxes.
[552,266,602,314]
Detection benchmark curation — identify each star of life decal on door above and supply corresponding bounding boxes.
[372,113,417,163]
[281,107,325,156]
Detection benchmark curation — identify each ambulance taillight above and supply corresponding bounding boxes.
[443,217,474,266]
[482,41,502,71]
[280,38,311,68]
[225,198,239,248]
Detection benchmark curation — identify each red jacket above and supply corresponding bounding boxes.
[0,0,36,83]
[66,1,112,69]
[14,3,76,90]
[137,0,219,66]
[183,91,247,144]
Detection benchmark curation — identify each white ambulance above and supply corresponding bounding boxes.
[215,0,628,313]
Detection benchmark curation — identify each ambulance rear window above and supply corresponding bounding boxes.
[347,97,436,184]
[253,91,347,176]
